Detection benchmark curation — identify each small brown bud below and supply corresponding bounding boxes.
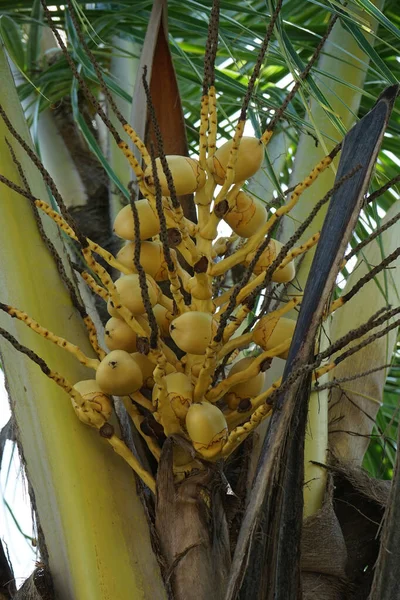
[237,398,252,413]
[167,228,182,247]
[137,337,150,355]
[193,256,209,273]
[260,358,272,372]
[214,199,229,218]
[99,423,114,438]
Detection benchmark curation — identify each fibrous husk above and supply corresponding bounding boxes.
[301,458,389,600]
[13,567,54,600]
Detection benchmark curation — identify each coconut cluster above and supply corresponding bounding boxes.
[76,137,298,467]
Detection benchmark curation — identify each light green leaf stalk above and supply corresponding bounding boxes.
[0,41,165,600]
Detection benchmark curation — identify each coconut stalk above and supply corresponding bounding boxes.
[0,41,165,600]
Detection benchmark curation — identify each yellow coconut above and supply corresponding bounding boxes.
[152,372,193,421]
[253,317,296,359]
[104,317,137,352]
[107,274,159,317]
[224,190,267,238]
[113,199,160,241]
[153,304,173,338]
[172,446,198,478]
[73,379,113,421]
[169,311,217,355]
[207,137,264,185]
[117,240,174,282]
[96,350,143,396]
[143,156,206,196]
[245,238,296,283]
[186,402,228,459]
[130,352,155,388]
[224,357,265,410]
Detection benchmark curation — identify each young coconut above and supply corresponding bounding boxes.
[113,199,160,241]
[172,445,199,480]
[153,304,173,338]
[223,190,267,238]
[152,372,193,421]
[96,350,143,396]
[245,238,296,283]
[253,316,296,359]
[107,274,159,317]
[104,317,137,352]
[186,402,228,459]
[224,356,265,410]
[207,137,264,185]
[117,241,174,282]
[73,379,113,425]
[131,352,155,388]
[143,156,206,196]
[169,311,217,355]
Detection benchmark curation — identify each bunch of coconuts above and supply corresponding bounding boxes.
[74,136,297,466]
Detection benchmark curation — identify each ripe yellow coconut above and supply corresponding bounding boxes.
[96,350,143,395]
[153,372,193,421]
[117,240,174,282]
[143,156,206,196]
[224,357,265,410]
[224,190,267,238]
[104,317,137,352]
[73,379,113,422]
[245,239,295,283]
[113,199,160,241]
[107,274,159,317]
[153,304,173,338]
[172,446,198,478]
[169,311,217,355]
[186,402,228,459]
[130,352,155,388]
[207,137,264,185]
[253,317,296,359]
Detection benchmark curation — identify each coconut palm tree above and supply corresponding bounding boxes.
[0,1,399,599]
